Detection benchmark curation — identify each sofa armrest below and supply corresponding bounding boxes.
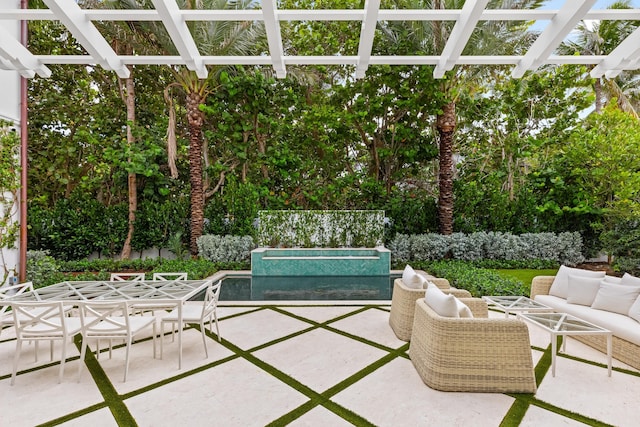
[530,276,555,299]
[425,277,450,290]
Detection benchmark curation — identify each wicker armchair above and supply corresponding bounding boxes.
[389,278,473,341]
[409,298,537,393]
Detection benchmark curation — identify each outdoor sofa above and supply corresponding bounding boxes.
[531,266,640,371]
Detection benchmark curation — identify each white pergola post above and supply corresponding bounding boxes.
[0,1,21,287]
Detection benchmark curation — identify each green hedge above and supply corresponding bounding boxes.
[410,260,528,297]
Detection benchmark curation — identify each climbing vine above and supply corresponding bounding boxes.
[0,122,20,283]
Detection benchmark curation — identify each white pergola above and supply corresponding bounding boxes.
[1,0,639,80]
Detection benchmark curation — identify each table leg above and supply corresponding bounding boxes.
[607,334,612,377]
[551,333,557,377]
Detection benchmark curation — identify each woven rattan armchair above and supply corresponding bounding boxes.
[409,298,537,393]
[389,278,474,341]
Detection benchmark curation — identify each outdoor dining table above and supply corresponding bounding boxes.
[1,279,213,370]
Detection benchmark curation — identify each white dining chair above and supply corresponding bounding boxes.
[10,301,82,385]
[152,272,187,281]
[77,301,157,383]
[110,273,145,281]
[160,280,222,359]
[1,281,35,336]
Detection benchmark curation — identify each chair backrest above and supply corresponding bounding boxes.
[202,280,222,316]
[110,273,145,282]
[1,282,35,317]
[0,281,34,299]
[152,272,187,281]
[79,301,131,336]
[12,301,67,338]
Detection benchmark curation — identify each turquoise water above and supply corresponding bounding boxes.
[213,274,400,301]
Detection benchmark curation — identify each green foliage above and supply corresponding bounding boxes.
[257,210,385,248]
[412,260,528,297]
[26,250,64,288]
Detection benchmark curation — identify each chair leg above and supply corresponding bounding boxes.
[160,321,165,360]
[11,338,23,386]
[78,336,87,382]
[200,321,208,359]
[123,336,132,382]
[214,314,221,342]
[58,336,67,384]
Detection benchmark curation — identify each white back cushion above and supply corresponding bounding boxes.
[603,275,622,284]
[402,265,422,289]
[549,265,605,299]
[621,273,640,287]
[455,298,474,318]
[629,296,640,323]
[566,276,603,306]
[425,283,459,318]
[591,282,640,315]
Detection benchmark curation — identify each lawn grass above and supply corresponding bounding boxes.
[493,269,558,293]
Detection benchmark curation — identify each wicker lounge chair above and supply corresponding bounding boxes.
[389,278,473,341]
[409,298,537,393]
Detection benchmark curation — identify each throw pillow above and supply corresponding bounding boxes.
[603,275,622,284]
[621,273,640,287]
[566,275,603,306]
[628,296,640,323]
[402,265,422,289]
[591,282,640,315]
[424,283,459,317]
[455,297,474,318]
[549,265,606,299]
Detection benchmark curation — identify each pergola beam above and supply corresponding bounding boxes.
[42,0,129,78]
[591,26,640,79]
[151,0,207,78]
[0,25,50,78]
[1,4,639,80]
[511,0,597,78]
[434,0,489,78]
[262,0,286,78]
[355,0,381,78]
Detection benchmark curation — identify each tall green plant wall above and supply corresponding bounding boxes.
[257,210,385,248]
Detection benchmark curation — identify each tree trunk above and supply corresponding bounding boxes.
[437,101,456,235]
[187,91,205,256]
[121,68,136,259]
[594,78,604,113]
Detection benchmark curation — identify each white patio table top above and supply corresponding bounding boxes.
[1,279,213,369]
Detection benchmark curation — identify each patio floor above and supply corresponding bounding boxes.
[1,302,639,426]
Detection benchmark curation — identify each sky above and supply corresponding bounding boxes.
[540,0,640,8]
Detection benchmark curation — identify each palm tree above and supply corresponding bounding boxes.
[380,0,541,234]
[560,0,640,117]
[125,0,264,255]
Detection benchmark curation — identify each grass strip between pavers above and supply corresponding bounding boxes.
[37,335,137,427]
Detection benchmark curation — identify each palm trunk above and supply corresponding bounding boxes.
[187,91,205,256]
[594,78,604,113]
[437,101,456,235]
[121,68,136,259]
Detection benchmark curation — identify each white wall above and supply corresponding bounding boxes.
[0,2,22,286]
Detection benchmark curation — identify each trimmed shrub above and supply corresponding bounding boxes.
[197,235,255,263]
